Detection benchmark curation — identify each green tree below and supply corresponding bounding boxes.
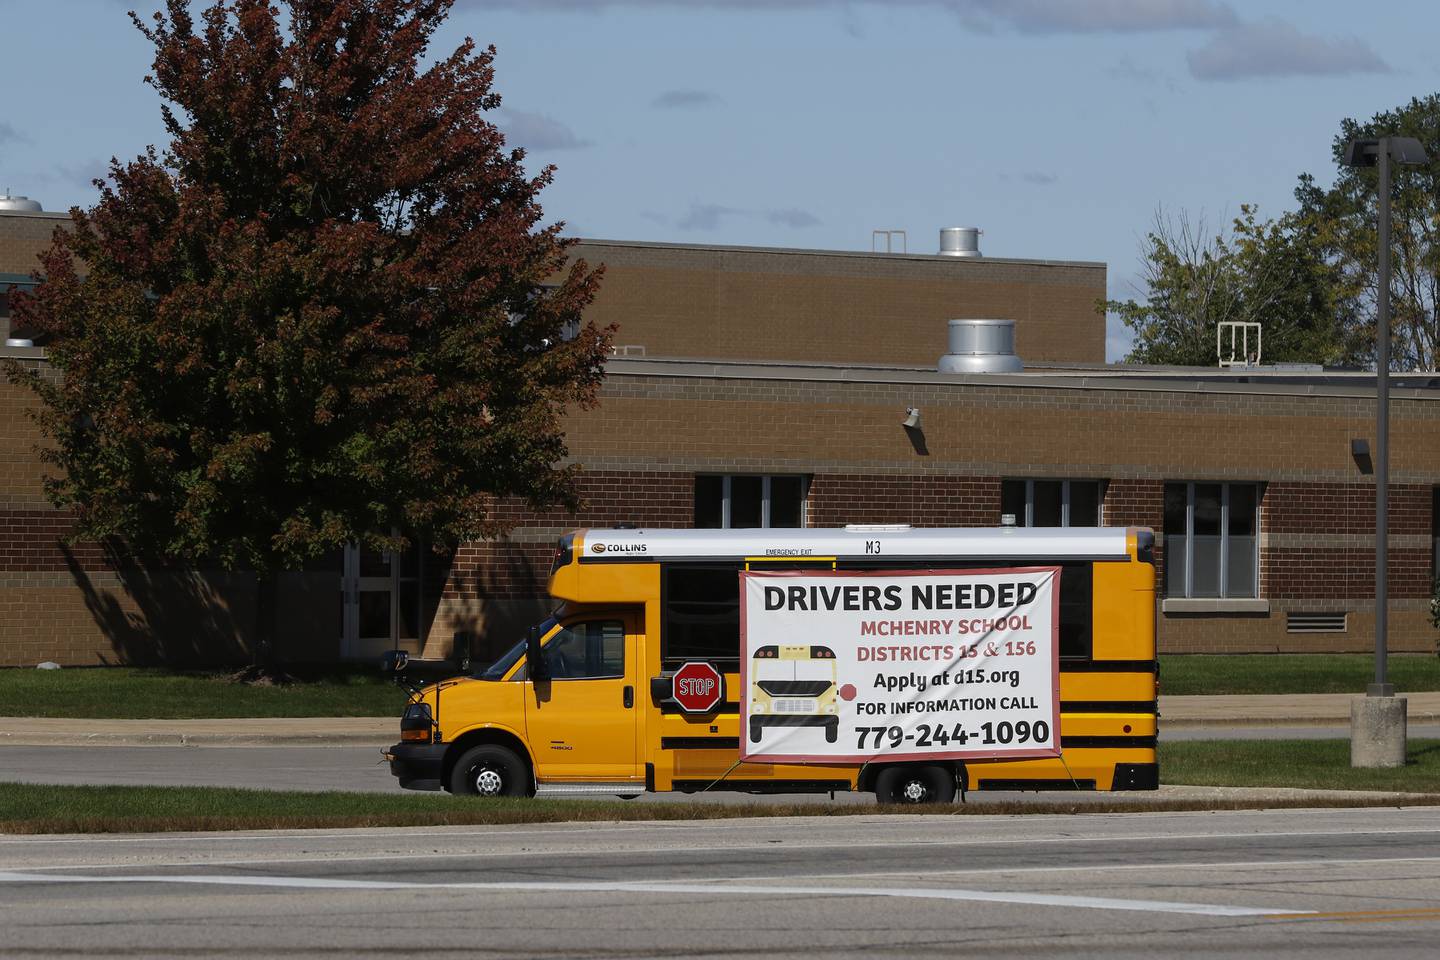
[4,0,610,665]
[1109,206,1346,366]
[1295,93,1440,372]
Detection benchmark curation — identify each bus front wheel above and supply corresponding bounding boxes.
[449,745,533,798]
[874,764,956,805]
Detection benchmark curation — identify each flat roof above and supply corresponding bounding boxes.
[603,356,1440,401]
[574,237,1106,271]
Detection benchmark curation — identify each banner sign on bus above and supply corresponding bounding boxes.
[739,567,1061,763]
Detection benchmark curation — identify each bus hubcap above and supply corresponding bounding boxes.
[475,767,503,796]
[902,780,927,802]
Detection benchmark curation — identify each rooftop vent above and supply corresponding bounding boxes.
[938,319,1023,374]
[0,191,42,213]
[939,226,981,257]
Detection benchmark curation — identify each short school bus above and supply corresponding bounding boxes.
[385,525,1158,804]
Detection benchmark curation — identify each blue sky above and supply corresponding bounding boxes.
[2,0,1437,360]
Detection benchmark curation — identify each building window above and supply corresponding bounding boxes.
[1433,487,1439,578]
[1000,479,1104,527]
[694,475,807,529]
[1163,482,1259,599]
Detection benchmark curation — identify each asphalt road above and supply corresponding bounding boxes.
[6,724,1440,808]
[3,807,1440,958]
[7,725,1440,801]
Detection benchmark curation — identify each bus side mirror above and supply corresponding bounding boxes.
[380,649,409,674]
[526,625,551,681]
[453,630,473,674]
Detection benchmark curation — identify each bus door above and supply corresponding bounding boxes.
[525,615,642,781]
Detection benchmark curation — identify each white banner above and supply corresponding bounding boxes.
[739,568,1061,763]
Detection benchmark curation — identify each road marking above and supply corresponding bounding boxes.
[710,854,1440,885]
[0,871,1294,917]
[6,822,1440,855]
[1266,907,1440,924]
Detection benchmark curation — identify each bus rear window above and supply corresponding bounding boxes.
[661,565,740,667]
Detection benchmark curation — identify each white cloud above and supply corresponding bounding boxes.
[496,109,592,151]
[677,202,743,231]
[463,0,1238,35]
[965,0,1236,35]
[1186,19,1389,81]
[766,207,822,228]
[652,89,721,109]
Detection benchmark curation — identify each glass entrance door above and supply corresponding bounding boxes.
[339,542,424,661]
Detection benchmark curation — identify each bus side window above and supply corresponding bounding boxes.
[545,621,625,679]
[1058,563,1093,660]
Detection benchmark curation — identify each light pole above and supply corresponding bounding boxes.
[1343,135,1429,768]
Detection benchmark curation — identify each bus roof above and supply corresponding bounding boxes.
[575,526,1138,563]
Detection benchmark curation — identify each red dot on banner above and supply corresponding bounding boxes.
[839,684,857,701]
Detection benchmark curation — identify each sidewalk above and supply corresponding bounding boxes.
[1160,692,1440,728]
[2,693,1440,746]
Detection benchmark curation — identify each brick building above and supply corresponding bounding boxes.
[2,204,1437,666]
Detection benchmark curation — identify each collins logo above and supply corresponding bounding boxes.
[591,542,648,555]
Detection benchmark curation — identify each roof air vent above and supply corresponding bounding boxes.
[0,191,43,213]
[938,319,1023,374]
[939,226,981,257]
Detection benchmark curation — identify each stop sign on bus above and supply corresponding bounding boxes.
[671,661,723,713]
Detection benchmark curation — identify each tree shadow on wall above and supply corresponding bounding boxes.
[443,542,553,664]
[62,543,251,667]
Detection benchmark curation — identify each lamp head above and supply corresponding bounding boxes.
[902,407,921,430]
[1343,137,1429,168]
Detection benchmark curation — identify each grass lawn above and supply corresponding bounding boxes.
[3,654,1439,720]
[2,777,1437,835]
[1160,738,1440,792]
[0,666,408,718]
[1159,653,1440,696]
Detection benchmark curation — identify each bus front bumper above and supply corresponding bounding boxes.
[384,742,446,791]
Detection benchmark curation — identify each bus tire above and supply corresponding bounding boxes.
[449,745,533,798]
[874,764,956,805]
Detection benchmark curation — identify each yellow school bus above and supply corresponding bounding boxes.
[385,525,1157,804]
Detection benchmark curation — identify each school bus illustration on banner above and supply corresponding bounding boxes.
[748,644,840,745]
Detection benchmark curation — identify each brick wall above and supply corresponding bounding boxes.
[6,348,1440,663]
[571,240,1106,366]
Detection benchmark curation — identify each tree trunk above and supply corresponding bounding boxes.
[253,570,276,670]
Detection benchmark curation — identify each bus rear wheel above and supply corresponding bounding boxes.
[449,745,533,798]
[874,764,956,805]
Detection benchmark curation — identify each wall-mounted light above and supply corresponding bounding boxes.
[902,407,921,430]
[1351,438,1373,475]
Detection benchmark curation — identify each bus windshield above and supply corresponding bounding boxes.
[477,617,557,680]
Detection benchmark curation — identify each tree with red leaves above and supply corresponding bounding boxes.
[6,0,608,667]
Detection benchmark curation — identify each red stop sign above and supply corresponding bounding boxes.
[671,661,723,714]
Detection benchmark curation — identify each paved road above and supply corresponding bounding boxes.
[8,737,1428,810]
[3,807,1440,957]
[6,727,1439,806]
[1166,724,1440,741]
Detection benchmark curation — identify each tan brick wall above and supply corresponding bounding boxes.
[6,328,1440,662]
[571,241,1105,366]
[0,211,67,277]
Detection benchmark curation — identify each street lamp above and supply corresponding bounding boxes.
[1342,135,1429,768]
